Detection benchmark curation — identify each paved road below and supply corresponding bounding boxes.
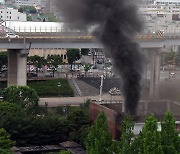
[39,93,123,107]
[144,70,180,80]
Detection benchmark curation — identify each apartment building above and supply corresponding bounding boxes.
[0,8,26,21]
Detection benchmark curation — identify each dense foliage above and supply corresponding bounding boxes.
[0,128,16,150]
[18,6,37,14]
[86,112,180,154]
[28,79,74,97]
[81,48,90,55]
[3,86,39,114]
[161,112,180,154]
[0,100,90,146]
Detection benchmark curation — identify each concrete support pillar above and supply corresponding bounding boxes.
[150,48,161,98]
[8,49,27,86]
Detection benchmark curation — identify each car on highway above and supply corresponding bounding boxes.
[5,33,19,38]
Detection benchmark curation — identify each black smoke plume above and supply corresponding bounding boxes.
[55,0,144,115]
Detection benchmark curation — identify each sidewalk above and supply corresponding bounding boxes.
[39,93,123,107]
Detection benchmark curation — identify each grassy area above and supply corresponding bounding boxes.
[28,79,74,97]
[0,78,74,97]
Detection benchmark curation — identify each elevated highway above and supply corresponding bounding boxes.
[1,31,180,98]
[0,32,180,49]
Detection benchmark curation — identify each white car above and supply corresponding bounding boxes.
[170,72,175,78]
[5,33,19,38]
[109,87,122,95]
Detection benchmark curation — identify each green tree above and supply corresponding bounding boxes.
[81,48,89,55]
[18,6,37,14]
[0,51,8,69]
[0,128,15,150]
[28,55,46,74]
[47,55,62,77]
[3,86,39,113]
[161,112,180,154]
[0,148,12,154]
[66,49,81,70]
[27,15,32,21]
[85,112,113,154]
[67,110,89,141]
[119,114,134,154]
[135,114,163,154]
[48,13,57,22]
[59,150,72,154]
[164,51,176,65]
[83,64,91,77]
[18,7,23,13]
[175,51,180,66]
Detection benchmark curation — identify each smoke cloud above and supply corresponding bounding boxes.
[55,0,144,115]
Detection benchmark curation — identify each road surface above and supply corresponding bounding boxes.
[39,93,123,107]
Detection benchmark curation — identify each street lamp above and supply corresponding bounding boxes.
[99,75,105,102]
[57,82,61,97]
[63,105,67,117]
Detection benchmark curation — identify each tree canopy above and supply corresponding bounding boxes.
[18,6,37,14]
[132,114,163,154]
[66,49,81,69]
[161,112,180,154]
[0,128,15,150]
[85,112,113,154]
[28,55,46,71]
[3,86,39,113]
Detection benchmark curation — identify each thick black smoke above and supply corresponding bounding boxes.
[55,0,144,115]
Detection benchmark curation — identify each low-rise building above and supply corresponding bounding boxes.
[0,8,26,21]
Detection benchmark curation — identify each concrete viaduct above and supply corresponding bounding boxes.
[0,33,180,97]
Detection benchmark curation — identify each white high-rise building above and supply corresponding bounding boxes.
[0,8,26,21]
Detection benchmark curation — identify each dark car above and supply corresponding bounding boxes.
[27,73,38,78]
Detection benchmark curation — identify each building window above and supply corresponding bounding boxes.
[64,55,67,59]
[18,17,19,19]
[10,12,11,14]
[10,16,11,19]
[1,11,2,13]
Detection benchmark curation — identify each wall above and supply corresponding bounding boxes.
[90,102,122,139]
